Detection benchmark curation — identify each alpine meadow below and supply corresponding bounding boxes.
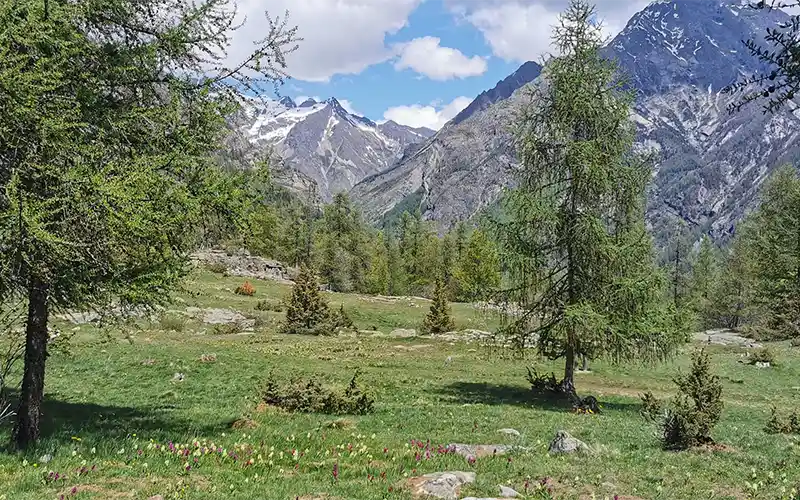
[1,0,800,499]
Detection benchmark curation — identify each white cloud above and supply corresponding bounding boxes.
[445,0,649,62]
[383,96,473,130]
[393,36,488,80]
[339,99,361,116]
[230,0,423,82]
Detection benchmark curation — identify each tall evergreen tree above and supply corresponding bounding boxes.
[711,234,756,329]
[666,223,698,332]
[496,0,681,396]
[0,0,298,447]
[739,165,800,339]
[690,236,720,328]
[455,229,501,302]
[385,231,407,296]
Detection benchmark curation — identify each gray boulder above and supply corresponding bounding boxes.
[548,430,589,455]
[407,471,476,500]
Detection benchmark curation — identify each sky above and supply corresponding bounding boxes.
[231,0,652,130]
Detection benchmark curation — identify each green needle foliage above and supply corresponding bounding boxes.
[737,166,800,339]
[0,0,299,448]
[421,277,456,335]
[282,265,332,336]
[495,0,683,396]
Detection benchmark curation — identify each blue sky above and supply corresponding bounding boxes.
[234,0,651,129]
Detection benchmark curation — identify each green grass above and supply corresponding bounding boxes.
[1,270,799,500]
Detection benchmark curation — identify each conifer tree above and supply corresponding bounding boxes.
[385,231,407,296]
[739,165,800,339]
[282,265,331,336]
[421,277,456,335]
[455,229,501,302]
[0,0,298,448]
[366,232,390,295]
[496,0,681,396]
[690,236,720,328]
[711,235,756,329]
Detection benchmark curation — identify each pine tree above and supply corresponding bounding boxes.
[421,277,456,335]
[711,235,756,329]
[0,0,298,448]
[495,0,682,396]
[385,231,407,296]
[455,229,501,302]
[665,222,697,334]
[739,165,800,339]
[366,232,390,295]
[690,236,720,328]
[282,265,332,336]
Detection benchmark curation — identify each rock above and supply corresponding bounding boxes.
[191,249,291,283]
[390,328,417,338]
[497,428,520,437]
[449,444,514,460]
[499,485,520,497]
[172,372,185,382]
[755,361,771,369]
[692,329,760,347]
[359,330,384,336]
[39,454,53,464]
[148,496,164,500]
[407,471,476,500]
[184,307,254,329]
[548,430,589,455]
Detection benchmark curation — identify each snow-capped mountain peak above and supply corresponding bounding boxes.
[234,96,434,200]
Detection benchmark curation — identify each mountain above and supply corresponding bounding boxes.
[234,96,435,201]
[450,61,542,125]
[351,0,800,243]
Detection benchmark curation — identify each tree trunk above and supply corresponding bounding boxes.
[14,279,50,449]
[561,345,576,397]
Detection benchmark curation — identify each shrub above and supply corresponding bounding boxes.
[235,281,256,296]
[765,406,800,434]
[640,391,663,423]
[206,262,228,274]
[525,367,560,394]
[749,347,775,365]
[332,304,356,331]
[791,338,800,348]
[255,299,283,312]
[281,265,332,336]
[260,371,374,415]
[159,313,187,332]
[212,323,243,335]
[658,349,723,450]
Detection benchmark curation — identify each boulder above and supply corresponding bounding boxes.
[499,485,521,497]
[548,430,589,455]
[390,328,418,338]
[497,428,520,437]
[449,444,514,460]
[407,471,476,500]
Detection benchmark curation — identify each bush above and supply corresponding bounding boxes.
[261,371,374,415]
[212,323,243,335]
[765,406,800,434]
[750,347,775,365]
[791,338,800,348]
[255,299,283,313]
[657,349,723,450]
[235,281,256,296]
[525,367,560,394]
[159,313,188,332]
[332,304,356,331]
[640,391,663,423]
[206,262,227,274]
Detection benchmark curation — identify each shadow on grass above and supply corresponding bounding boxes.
[1,393,229,452]
[435,381,640,413]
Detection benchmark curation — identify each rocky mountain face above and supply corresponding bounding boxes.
[351,0,800,242]
[233,96,434,201]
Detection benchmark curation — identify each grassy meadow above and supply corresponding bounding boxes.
[0,270,799,500]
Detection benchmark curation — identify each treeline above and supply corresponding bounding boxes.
[666,165,800,341]
[237,178,501,301]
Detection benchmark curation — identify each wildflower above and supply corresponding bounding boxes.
[90,447,96,454]
[333,463,339,482]
[71,487,77,495]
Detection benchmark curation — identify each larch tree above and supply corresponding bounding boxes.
[0,0,299,448]
[739,165,800,339]
[496,0,682,396]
